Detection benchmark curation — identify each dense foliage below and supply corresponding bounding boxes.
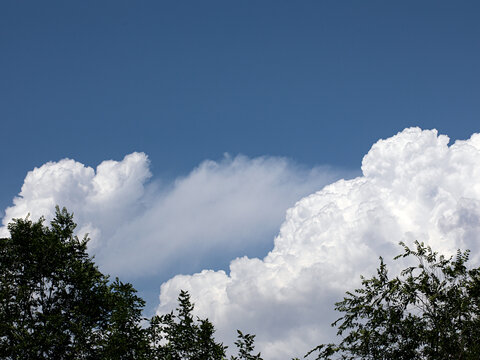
[0,207,113,358]
[147,290,227,359]
[308,241,480,360]
[0,207,261,360]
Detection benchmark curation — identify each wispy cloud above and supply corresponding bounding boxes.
[1,153,347,281]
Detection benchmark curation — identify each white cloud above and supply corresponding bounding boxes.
[0,152,152,242]
[0,153,345,281]
[155,128,480,359]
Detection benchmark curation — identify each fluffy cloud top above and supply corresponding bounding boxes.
[0,152,152,243]
[155,128,480,359]
[0,153,344,280]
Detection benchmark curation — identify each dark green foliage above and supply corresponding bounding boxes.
[102,279,149,359]
[148,290,227,359]
[147,292,263,360]
[0,207,112,359]
[0,208,152,359]
[230,330,262,360]
[308,241,480,360]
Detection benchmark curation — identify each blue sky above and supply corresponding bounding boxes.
[1,2,480,356]
[2,1,479,212]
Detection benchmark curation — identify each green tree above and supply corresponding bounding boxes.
[147,290,264,360]
[148,290,227,360]
[0,207,149,359]
[0,207,111,359]
[102,279,149,359]
[307,241,480,360]
[230,330,262,360]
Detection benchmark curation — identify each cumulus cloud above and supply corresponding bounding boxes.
[0,152,152,243]
[155,128,480,359]
[0,153,345,281]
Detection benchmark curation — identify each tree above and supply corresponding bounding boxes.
[147,291,265,360]
[102,279,149,359]
[230,330,262,360]
[0,207,149,359]
[147,290,227,360]
[307,241,480,360]
[0,207,111,359]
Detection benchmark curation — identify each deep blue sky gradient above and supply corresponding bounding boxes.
[1,1,480,213]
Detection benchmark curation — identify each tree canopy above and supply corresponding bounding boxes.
[147,289,227,359]
[0,207,148,359]
[308,241,480,360]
